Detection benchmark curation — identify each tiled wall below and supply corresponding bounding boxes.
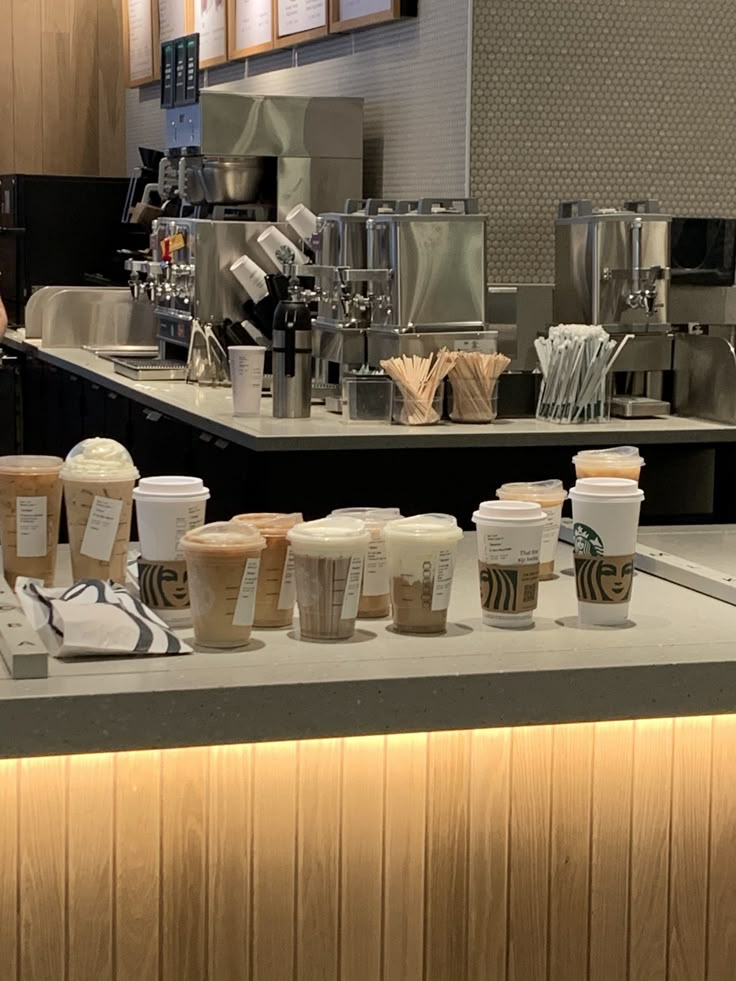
[470,0,736,282]
[126,0,470,199]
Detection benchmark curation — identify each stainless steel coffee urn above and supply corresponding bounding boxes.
[272,282,313,419]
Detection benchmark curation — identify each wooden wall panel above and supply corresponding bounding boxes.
[11,0,44,172]
[98,0,126,175]
[0,0,15,173]
[3,716,736,981]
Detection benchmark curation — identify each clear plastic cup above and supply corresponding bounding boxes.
[496,479,568,579]
[331,507,402,618]
[0,455,64,587]
[287,517,371,641]
[181,521,267,649]
[384,514,463,634]
[61,438,139,585]
[473,500,546,629]
[569,478,644,627]
[233,513,303,628]
[573,446,645,482]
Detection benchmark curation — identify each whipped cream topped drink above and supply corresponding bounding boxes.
[233,513,303,628]
[61,438,139,584]
[182,521,267,648]
[0,455,64,587]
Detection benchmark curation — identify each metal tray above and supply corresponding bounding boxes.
[111,357,188,381]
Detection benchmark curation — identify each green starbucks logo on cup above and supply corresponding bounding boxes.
[573,523,604,556]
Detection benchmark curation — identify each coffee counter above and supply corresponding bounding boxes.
[0,536,734,759]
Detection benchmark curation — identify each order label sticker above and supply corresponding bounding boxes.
[431,549,455,611]
[340,554,365,621]
[233,557,261,626]
[16,496,47,558]
[362,539,389,597]
[81,496,124,561]
[277,547,296,610]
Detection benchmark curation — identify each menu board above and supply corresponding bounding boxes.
[229,0,274,58]
[276,0,327,42]
[329,0,415,32]
[194,0,228,66]
[158,0,188,41]
[123,0,156,86]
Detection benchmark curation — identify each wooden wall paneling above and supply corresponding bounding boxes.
[97,0,126,175]
[41,0,74,174]
[467,726,511,981]
[208,744,253,981]
[11,0,44,172]
[296,738,342,981]
[0,760,19,980]
[252,740,298,981]
[0,0,15,173]
[68,753,114,981]
[589,720,634,981]
[383,732,427,981]
[707,715,736,980]
[424,730,471,981]
[629,719,674,981]
[507,725,553,981]
[340,735,386,981]
[115,750,161,981]
[668,716,711,981]
[548,723,594,981]
[69,0,100,175]
[19,756,67,981]
[161,746,209,981]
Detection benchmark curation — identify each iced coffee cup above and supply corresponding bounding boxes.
[0,455,64,587]
[497,480,567,579]
[233,513,303,628]
[331,507,402,619]
[61,439,139,584]
[384,514,463,635]
[134,477,210,614]
[569,477,644,627]
[287,517,370,641]
[573,446,645,482]
[181,521,267,648]
[473,500,546,629]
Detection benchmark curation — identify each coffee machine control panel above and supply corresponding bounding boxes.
[165,106,201,151]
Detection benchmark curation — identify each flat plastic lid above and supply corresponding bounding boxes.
[61,438,139,480]
[569,477,645,500]
[572,446,644,465]
[384,513,463,543]
[134,476,209,499]
[474,500,546,523]
[181,521,266,553]
[288,516,370,548]
[497,480,567,502]
[234,512,303,536]
[332,507,402,526]
[0,455,63,475]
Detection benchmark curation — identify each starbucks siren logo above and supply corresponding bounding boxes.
[573,523,604,556]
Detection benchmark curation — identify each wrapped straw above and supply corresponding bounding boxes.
[448,351,511,423]
[380,351,457,425]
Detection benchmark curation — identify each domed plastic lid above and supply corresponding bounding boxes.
[332,507,402,526]
[234,512,303,536]
[134,476,209,499]
[572,446,645,465]
[181,521,266,553]
[497,480,567,503]
[569,477,644,500]
[473,500,546,523]
[288,516,370,550]
[384,513,463,543]
[61,438,139,480]
[0,455,63,474]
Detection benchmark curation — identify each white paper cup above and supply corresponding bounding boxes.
[257,226,310,269]
[134,476,210,562]
[384,514,463,635]
[497,480,567,579]
[230,255,269,303]
[288,517,371,641]
[286,203,318,244]
[472,500,546,629]
[230,346,266,417]
[568,478,645,626]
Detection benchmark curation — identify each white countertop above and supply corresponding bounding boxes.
[22,345,736,451]
[0,536,735,757]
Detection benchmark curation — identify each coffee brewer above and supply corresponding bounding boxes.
[553,200,674,417]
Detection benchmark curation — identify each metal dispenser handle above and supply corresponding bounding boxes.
[623,199,660,214]
[557,200,593,219]
[416,198,480,215]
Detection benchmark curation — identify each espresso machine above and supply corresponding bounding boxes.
[553,200,674,417]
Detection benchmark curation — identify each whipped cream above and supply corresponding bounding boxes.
[61,438,139,480]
